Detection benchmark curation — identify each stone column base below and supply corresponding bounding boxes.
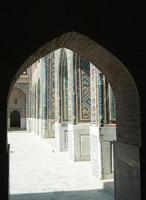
[90,125,102,179]
[48,120,55,138]
[55,122,68,151]
[41,119,49,138]
[68,123,91,161]
[21,118,26,130]
[27,118,32,132]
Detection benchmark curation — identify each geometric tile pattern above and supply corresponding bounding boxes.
[106,81,116,124]
[48,52,55,119]
[61,50,68,121]
[78,57,91,121]
[90,64,98,125]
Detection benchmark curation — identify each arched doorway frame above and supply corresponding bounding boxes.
[8,31,141,200]
[8,87,27,130]
[10,110,21,128]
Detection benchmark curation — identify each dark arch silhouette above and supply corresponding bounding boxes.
[7,32,141,200]
[10,110,21,128]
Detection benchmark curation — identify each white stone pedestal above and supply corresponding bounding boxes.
[55,122,68,151]
[41,119,49,138]
[90,125,102,179]
[48,119,55,138]
[33,118,42,136]
[21,118,26,129]
[68,123,91,161]
[27,118,32,132]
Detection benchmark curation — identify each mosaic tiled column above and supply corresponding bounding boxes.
[90,63,102,179]
[27,67,33,131]
[48,52,55,138]
[98,71,104,127]
[66,49,75,124]
[29,64,34,133]
[54,49,62,150]
[31,66,37,133]
[72,56,91,161]
[67,53,91,161]
[66,49,75,159]
[41,56,49,138]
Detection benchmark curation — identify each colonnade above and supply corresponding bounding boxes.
[27,48,116,180]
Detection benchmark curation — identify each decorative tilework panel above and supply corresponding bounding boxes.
[60,49,69,121]
[48,53,55,119]
[78,57,91,121]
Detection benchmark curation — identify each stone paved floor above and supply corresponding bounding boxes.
[8,130,114,200]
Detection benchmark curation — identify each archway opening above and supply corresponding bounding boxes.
[8,86,27,130]
[7,32,141,200]
[10,111,21,128]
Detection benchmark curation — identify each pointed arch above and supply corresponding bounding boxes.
[8,31,141,200]
[10,31,140,146]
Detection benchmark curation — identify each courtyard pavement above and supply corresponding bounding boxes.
[8,130,114,200]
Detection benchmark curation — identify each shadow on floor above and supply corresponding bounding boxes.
[10,189,114,200]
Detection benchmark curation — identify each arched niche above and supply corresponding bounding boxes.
[10,110,21,128]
